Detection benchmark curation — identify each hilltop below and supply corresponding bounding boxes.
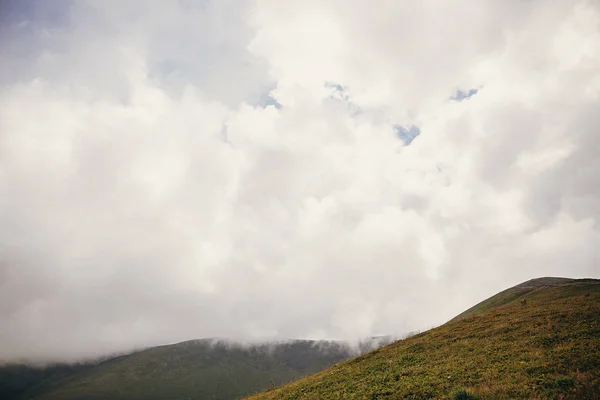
[451,277,576,321]
[247,278,600,400]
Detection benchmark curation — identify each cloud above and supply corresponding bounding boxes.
[0,0,599,363]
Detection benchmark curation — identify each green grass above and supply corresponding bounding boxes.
[247,278,600,400]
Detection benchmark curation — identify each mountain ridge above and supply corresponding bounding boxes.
[0,337,394,400]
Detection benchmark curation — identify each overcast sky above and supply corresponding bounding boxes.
[1,0,599,363]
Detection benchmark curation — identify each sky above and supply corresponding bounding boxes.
[0,0,599,363]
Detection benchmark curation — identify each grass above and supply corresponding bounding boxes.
[246,278,600,400]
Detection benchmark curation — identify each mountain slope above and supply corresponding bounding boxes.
[1,339,376,400]
[0,363,96,400]
[247,278,600,400]
[450,277,575,321]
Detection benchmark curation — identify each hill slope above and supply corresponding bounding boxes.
[1,339,389,400]
[247,278,600,400]
[451,277,575,321]
[0,363,96,400]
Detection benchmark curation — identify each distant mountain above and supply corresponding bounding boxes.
[247,278,600,400]
[0,337,393,400]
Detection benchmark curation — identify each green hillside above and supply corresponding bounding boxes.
[450,277,576,321]
[247,278,600,400]
[0,340,359,400]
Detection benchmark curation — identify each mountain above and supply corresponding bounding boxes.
[0,338,392,400]
[247,278,600,400]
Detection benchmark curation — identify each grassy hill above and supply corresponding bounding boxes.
[247,278,600,400]
[450,277,576,321]
[1,339,366,400]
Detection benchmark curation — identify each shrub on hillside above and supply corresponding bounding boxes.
[453,389,480,400]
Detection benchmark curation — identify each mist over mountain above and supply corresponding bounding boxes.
[0,337,395,400]
[248,278,600,399]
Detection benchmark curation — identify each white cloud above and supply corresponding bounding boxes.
[0,0,599,362]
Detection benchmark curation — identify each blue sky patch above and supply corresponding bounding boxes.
[394,125,421,145]
[257,92,282,110]
[452,88,478,101]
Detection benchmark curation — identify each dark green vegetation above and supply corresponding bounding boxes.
[0,339,366,400]
[248,278,600,400]
[0,363,95,400]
